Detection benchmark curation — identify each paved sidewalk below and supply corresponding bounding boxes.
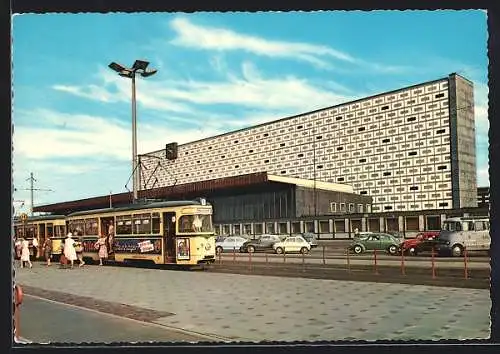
[15,263,491,342]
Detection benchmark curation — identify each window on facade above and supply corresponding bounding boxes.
[435,93,445,98]
[436,129,445,134]
[437,165,447,170]
[337,177,345,182]
[348,203,354,212]
[408,151,417,156]
[381,106,389,110]
[357,204,363,213]
[330,202,337,212]
[359,159,367,163]
[280,143,285,147]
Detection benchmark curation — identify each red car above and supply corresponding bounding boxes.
[400,231,440,256]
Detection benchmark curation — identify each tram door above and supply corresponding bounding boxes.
[38,223,46,259]
[163,212,176,263]
[100,217,115,260]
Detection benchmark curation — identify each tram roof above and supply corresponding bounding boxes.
[13,214,66,223]
[67,199,210,217]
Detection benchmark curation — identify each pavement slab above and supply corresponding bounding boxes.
[15,262,491,343]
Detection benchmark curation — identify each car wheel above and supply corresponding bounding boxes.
[451,244,463,257]
[353,245,363,254]
[247,246,255,253]
[388,245,398,255]
[300,247,309,254]
[275,247,284,254]
[408,247,416,256]
[216,246,223,255]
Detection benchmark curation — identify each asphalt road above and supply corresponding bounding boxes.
[17,295,220,344]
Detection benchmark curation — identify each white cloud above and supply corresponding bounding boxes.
[52,61,359,119]
[476,166,489,187]
[169,17,356,69]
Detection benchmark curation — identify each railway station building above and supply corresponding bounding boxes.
[34,73,486,239]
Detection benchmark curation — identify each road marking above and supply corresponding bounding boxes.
[23,294,235,343]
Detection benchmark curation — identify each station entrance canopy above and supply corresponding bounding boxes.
[33,172,353,215]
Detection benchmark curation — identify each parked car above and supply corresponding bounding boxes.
[348,233,401,255]
[273,236,311,254]
[400,231,440,255]
[301,233,319,248]
[240,234,282,253]
[353,231,373,239]
[215,236,248,254]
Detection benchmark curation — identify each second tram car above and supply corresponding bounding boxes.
[65,199,216,268]
[13,215,67,260]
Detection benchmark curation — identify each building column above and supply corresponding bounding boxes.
[380,217,385,232]
[398,216,404,234]
[361,217,367,232]
[419,215,425,231]
[300,220,304,233]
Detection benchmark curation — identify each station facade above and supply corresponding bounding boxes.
[139,73,477,213]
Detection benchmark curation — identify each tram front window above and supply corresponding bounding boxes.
[178,214,213,233]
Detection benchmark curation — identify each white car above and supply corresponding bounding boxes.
[273,236,311,254]
[215,236,248,254]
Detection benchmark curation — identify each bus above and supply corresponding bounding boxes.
[13,215,67,260]
[65,199,216,268]
[436,216,490,257]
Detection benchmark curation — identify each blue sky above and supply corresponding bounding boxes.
[11,10,488,214]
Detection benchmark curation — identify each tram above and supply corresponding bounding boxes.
[65,199,216,268]
[13,215,67,260]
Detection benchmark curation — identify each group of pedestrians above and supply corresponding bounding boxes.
[14,224,115,269]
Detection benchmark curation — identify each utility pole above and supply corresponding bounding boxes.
[16,172,53,216]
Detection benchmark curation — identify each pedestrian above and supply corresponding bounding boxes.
[95,234,108,266]
[20,238,32,269]
[74,231,85,267]
[107,224,115,255]
[32,236,39,260]
[43,235,53,266]
[63,233,78,269]
[14,238,22,267]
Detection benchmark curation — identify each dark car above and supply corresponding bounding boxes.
[240,234,282,253]
[301,233,319,248]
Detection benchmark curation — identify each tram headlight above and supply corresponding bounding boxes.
[205,243,211,251]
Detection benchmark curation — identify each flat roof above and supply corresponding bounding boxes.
[146,73,463,155]
[268,174,354,193]
[33,172,358,214]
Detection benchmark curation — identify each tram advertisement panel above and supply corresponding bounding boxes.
[176,238,190,260]
[82,238,162,254]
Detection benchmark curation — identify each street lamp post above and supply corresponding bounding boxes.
[108,60,157,202]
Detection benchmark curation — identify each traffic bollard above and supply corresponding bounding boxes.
[302,251,305,272]
[265,252,268,267]
[283,249,286,263]
[431,246,436,279]
[218,250,222,265]
[373,248,379,275]
[233,247,236,263]
[249,250,252,272]
[346,247,351,273]
[322,245,326,265]
[464,246,469,280]
[401,247,406,276]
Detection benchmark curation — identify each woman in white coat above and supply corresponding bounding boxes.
[20,238,32,269]
[63,233,78,269]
